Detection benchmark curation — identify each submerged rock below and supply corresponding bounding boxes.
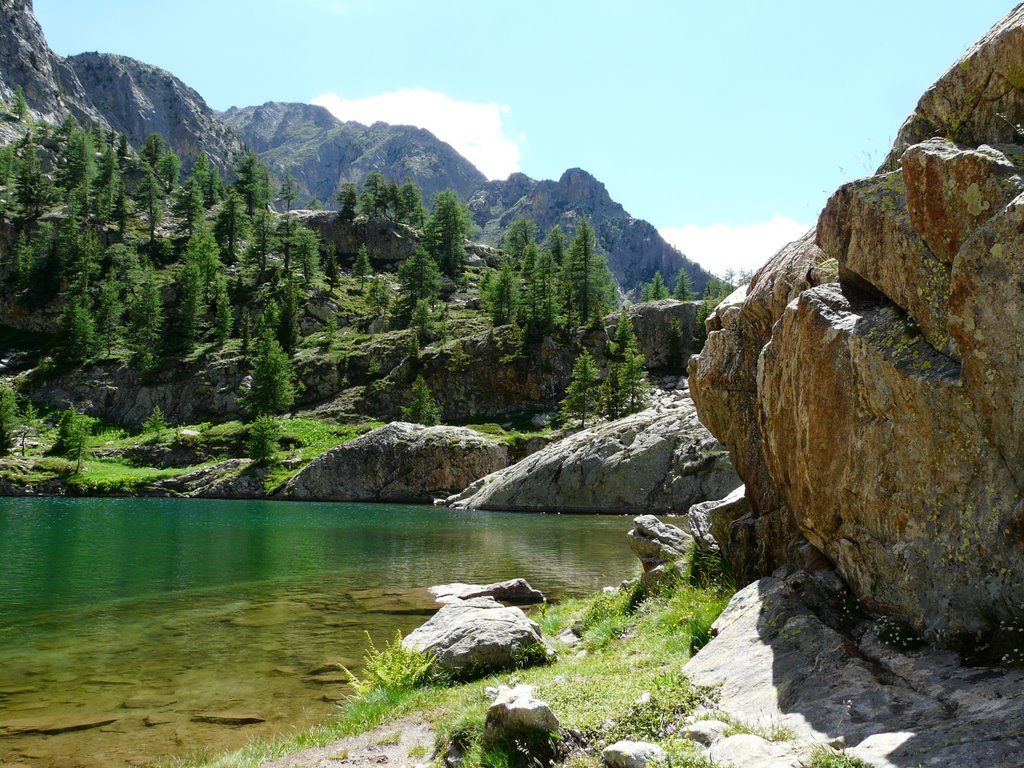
[284,422,510,503]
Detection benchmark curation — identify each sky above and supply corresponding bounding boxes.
[35,0,1014,277]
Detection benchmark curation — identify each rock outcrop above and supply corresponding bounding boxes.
[402,597,547,675]
[684,567,1024,768]
[448,393,738,513]
[628,515,695,594]
[688,6,1024,634]
[284,422,510,503]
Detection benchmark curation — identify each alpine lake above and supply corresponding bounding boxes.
[0,497,640,768]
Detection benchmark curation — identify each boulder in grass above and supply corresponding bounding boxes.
[402,597,548,676]
[601,740,666,768]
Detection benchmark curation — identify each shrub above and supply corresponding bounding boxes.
[246,414,281,465]
[341,630,440,695]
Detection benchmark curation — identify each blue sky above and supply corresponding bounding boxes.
[36,1,1013,276]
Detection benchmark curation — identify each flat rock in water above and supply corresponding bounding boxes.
[429,578,546,605]
[122,694,177,709]
[0,716,119,735]
[190,712,265,726]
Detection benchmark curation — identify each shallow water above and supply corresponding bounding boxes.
[0,497,639,767]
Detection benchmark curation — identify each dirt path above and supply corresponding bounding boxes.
[256,715,436,768]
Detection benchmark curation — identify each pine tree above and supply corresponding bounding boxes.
[15,140,51,222]
[235,151,271,216]
[137,166,163,258]
[94,276,123,357]
[127,266,163,372]
[244,330,295,416]
[336,182,358,222]
[565,219,616,330]
[397,179,425,227]
[366,276,390,317]
[143,405,169,439]
[215,190,249,265]
[0,383,18,456]
[521,244,557,337]
[156,150,181,192]
[290,225,321,286]
[403,375,440,425]
[640,271,670,302]
[484,258,519,326]
[673,268,695,301]
[502,217,538,263]
[396,246,442,325]
[247,208,277,284]
[277,280,301,354]
[560,349,601,429]
[247,414,281,464]
[56,294,96,365]
[410,298,433,346]
[13,85,28,122]
[212,272,233,343]
[425,189,470,278]
[354,244,371,290]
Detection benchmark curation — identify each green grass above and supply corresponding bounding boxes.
[807,746,872,768]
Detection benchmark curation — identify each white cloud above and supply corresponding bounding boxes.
[660,216,811,278]
[311,88,522,181]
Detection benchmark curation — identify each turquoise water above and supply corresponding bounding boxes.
[0,498,639,767]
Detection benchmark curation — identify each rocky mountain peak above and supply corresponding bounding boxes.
[66,52,243,174]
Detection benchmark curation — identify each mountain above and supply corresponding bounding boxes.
[221,101,487,206]
[65,53,243,175]
[468,168,713,295]
[0,0,703,293]
[0,0,242,173]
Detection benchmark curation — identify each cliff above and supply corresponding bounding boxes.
[689,4,1024,637]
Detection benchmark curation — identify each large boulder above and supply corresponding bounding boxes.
[284,422,510,503]
[688,6,1024,635]
[402,597,546,675]
[448,394,738,513]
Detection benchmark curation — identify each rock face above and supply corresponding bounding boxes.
[0,2,241,171]
[688,6,1024,634]
[402,597,546,675]
[284,422,510,503]
[65,53,243,175]
[684,567,1024,768]
[0,0,101,126]
[295,210,420,264]
[26,359,247,427]
[469,168,713,295]
[448,394,738,513]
